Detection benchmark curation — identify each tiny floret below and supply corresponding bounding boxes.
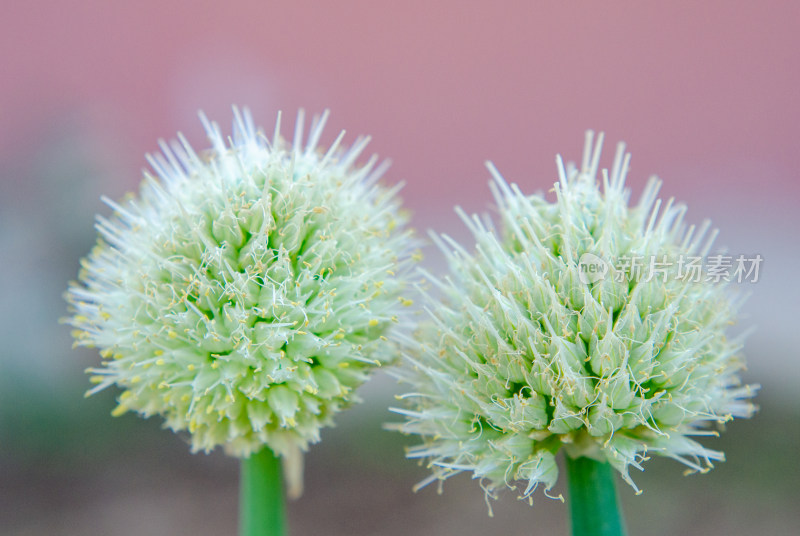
[391,132,757,505]
[66,109,415,467]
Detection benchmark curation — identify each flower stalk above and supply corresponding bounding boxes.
[240,448,287,536]
[566,456,626,536]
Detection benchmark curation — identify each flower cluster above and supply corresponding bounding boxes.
[391,132,757,503]
[66,110,416,465]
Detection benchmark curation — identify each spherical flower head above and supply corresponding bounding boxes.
[66,109,416,467]
[392,131,757,505]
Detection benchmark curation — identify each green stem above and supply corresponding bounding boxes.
[565,456,627,536]
[240,448,287,536]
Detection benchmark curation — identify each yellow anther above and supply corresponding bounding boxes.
[368,319,379,327]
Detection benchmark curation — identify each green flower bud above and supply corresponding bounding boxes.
[391,132,757,506]
[66,109,416,491]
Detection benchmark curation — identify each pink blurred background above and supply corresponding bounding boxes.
[1,2,798,535]
[4,1,798,211]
